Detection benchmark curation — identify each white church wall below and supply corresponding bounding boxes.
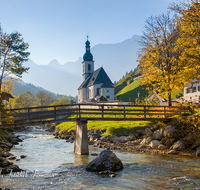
[78,90,82,103]
[101,88,115,101]
[93,84,103,96]
[107,88,115,101]
[79,88,88,103]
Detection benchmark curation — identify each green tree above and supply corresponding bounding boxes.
[15,91,37,108]
[50,96,71,109]
[36,91,51,106]
[0,26,30,93]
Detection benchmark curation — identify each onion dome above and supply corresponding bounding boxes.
[83,38,93,61]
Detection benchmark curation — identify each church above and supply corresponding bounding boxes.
[78,38,114,103]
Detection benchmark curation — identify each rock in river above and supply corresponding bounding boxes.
[86,150,123,172]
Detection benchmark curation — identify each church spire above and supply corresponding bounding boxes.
[83,37,93,61]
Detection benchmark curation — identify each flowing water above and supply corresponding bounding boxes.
[0,126,200,190]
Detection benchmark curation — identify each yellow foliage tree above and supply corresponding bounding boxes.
[2,79,14,94]
[138,13,183,106]
[175,1,200,83]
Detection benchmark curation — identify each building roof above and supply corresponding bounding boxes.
[78,67,114,90]
[0,92,14,101]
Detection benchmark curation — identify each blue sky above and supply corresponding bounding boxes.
[0,0,175,65]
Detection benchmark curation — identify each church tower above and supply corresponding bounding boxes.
[82,37,94,81]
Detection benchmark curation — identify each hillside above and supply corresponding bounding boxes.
[7,79,78,102]
[114,71,135,95]
[115,78,148,101]
[115,77,183,102]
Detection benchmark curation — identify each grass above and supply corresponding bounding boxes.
[56,120,151,137]
[115,78,148,101]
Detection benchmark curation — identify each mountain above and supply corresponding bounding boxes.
[11,80,78,102]
[21,35,141,96]
[21,58,82,96]
[13,80,62,98]
[92,35,141,82]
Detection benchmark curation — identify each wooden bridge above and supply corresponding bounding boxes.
[0,103,192,155]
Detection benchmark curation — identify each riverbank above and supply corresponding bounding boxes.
[46,116,200,157]
[0,128,26,175]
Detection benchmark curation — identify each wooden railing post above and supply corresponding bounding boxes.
[54,106,56,120]
[163,107,166,118]
[123,105,126,119]
[102,105,104,119]
[0,110,2,125]
[78,104,81,118]
[27,108,30,122]
[144,106,146,119]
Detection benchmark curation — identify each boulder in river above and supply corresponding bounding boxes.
[20,155,27,159]
[86,150,123,172]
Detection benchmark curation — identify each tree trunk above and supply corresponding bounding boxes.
[0,49,9,93]
[168,93,172,106]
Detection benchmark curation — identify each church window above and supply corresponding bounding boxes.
[106,96,110,99]
[88,64,91,72]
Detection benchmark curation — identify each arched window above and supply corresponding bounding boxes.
[88,64,91,72]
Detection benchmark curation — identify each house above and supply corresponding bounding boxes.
[183,82,200,103]
[0,92,14,106]
[78,38,114,103]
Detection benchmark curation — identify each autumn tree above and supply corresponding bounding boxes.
[36,91,51,106]
[138,12,184,106]
[170,0,200,83]
[15,91,37,108]
[0,26,30,93]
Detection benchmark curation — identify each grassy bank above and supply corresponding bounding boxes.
[55,120,151,137]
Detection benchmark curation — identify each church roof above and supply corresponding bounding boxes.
[78,67,114,90]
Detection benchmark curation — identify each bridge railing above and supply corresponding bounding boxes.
[0,103,192,128]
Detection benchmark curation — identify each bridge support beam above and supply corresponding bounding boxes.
[74,119,89,155]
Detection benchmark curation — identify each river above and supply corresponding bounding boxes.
[0,126,200,189]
